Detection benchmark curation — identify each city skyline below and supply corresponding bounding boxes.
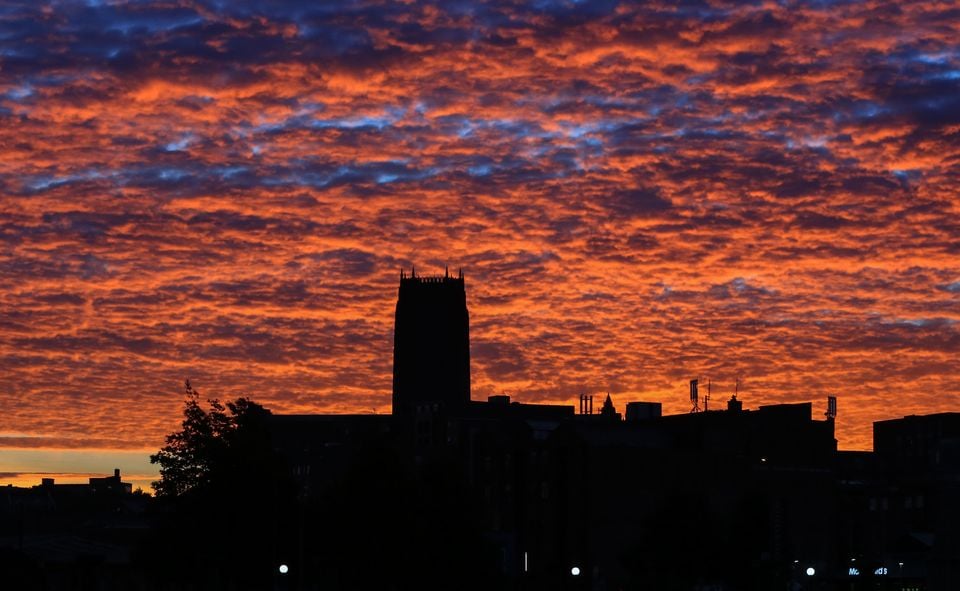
[1,1,958,489]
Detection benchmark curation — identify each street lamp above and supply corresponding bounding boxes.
[278,564,289,575]
[571,566,581,576]
[805,567,816,576]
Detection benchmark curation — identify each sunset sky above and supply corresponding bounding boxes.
[1,0,958,491]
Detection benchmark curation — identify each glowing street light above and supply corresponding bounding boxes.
[571,566,581,576]
[805,567,816,576]
[278,564,289,575]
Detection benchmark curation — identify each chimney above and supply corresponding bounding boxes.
[114,468,121,479]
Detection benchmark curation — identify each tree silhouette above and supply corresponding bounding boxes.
[150,380,268,497]
[141,381,296,589]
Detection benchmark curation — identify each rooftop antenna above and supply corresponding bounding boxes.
[689,379,700,413]
[727,375,744,413]
[826,396,837,420]
[703,379,711,412]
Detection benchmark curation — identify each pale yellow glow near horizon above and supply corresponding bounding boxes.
[0,448,158,492]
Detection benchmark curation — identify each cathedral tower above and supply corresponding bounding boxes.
[392,267,470,416]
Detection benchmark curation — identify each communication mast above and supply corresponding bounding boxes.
[727,375,744,412]
[689,379,700,413]
[826,396,837,420]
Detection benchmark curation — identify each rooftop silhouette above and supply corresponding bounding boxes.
[266,268,960,591]
[2,268,958,591]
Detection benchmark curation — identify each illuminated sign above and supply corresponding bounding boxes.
[848,567,860,576]
[875,567,888,576]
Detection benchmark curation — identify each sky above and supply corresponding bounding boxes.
[1,0,958,491]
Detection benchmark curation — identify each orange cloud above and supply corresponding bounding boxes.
[0,0,957,485]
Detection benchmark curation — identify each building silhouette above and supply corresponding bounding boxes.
[266,268,960,591]
[0,470,148,590]
[0,271,960,591]
[392,267,471,417]
[6,268,955,590]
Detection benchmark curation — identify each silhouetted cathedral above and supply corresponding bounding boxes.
[392,267,470,416]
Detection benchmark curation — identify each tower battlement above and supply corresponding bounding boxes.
[400,275,463,285]
[399,267,464,286]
